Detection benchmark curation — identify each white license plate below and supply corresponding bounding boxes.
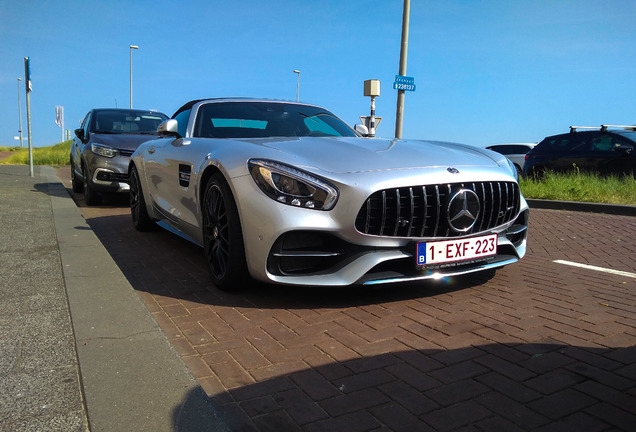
[416,234,497,266]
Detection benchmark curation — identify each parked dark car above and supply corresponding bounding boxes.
[70,108,168,205]
[523,125,636,179]
[486,143,536,175]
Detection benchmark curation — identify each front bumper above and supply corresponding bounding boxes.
[86,153,132,193]
[233,175,529,286]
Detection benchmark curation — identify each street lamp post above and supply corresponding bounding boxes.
[17,78,23,148]
[129,45,138,108]
[293,69,300,102]
[395,0,410,139]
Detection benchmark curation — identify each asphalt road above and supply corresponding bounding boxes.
[55,166,636,431]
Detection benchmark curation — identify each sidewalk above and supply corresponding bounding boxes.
[0,165,228,431]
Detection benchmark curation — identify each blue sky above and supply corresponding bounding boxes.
[2,0,636,148]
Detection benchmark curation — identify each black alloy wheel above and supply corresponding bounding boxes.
[202,174,247,290]
[130,165,157,232]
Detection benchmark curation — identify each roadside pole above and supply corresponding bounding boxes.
[395,0,410,139]
[24,57,33,177]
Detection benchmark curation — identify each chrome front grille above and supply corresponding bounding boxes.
[355,181,520,238]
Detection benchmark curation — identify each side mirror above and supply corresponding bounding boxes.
[614,144,633,155]
[157,119,181,138]
[74,128,84,141]
[354,124,369,137]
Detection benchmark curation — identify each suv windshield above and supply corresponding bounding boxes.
[93,110,168,134]
[194,102,357,139]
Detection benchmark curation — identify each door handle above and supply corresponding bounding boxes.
[148,146,155,154]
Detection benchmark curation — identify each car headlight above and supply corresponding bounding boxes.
[91,143,119,158]
[248,159,338,210]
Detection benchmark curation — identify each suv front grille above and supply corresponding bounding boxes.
[355,181,520,238]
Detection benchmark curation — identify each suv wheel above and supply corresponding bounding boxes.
[83,165,101,206]
[70,159,84,193]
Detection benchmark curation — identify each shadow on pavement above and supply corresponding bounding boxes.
[173,343,636,431]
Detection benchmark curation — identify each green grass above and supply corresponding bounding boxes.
[520,171,636,205]
[0,140,72,165]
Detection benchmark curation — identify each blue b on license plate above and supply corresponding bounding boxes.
[417,234,497,266]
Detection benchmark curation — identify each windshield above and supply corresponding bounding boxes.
[92,110,168,134]
[194,102,357,139]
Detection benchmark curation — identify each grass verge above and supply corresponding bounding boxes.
[520,171,636,205]
[0,141,72,165]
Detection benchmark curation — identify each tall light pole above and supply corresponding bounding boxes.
[129,45,138,108]
[293,69,300,102]
[17,78,24,148]
[395,0,410,139]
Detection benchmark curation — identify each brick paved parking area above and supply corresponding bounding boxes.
[59,169,636,431]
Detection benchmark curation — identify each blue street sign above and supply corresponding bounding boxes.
[393,75,415,91]
[395,75,414,84]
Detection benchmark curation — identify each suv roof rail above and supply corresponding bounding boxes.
[569,126,600,133]
[569,124,636,133]
[599,124,636,132]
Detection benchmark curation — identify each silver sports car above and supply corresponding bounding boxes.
[129,98,528,290]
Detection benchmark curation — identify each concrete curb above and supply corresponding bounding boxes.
[526,198,636,217]
[42,166,229,432]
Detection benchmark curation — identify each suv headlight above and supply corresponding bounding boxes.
[91,143,119,158]
[248,159,338,210]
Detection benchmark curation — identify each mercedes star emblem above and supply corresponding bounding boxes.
[447,189,480,232]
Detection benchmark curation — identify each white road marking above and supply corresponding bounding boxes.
[554,260,636,279]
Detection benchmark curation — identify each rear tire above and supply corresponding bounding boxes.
[130,165,157,232]
[202,174,248,291]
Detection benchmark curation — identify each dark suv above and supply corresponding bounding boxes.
[70,108,168,205]
[523,125,636,179]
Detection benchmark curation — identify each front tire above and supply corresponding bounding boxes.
[202,174,248,290]
[130,165,157,232]
[70,159,84,193]
[83,164,101,206]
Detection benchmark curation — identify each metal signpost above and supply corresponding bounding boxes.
[364,79,381,137]
[17,78,24,148]
[394,0,411,139]
[24,57,33,177]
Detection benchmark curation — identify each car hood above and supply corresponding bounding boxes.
[249,136,502,174]
[91,133,158,151]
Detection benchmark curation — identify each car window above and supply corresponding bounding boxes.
[538,136,571,153]
[193,102,357,139]
[569,134,592,153]
[82,112,91,137]
[173,109,191,137]
[591,135,615,152]
[604,134,635,152]
[93,110,168,134]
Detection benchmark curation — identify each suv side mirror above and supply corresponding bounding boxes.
[74,128,85,141]
[354,124,369,137]
[157,119,181,138]
[613,144,633,155]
